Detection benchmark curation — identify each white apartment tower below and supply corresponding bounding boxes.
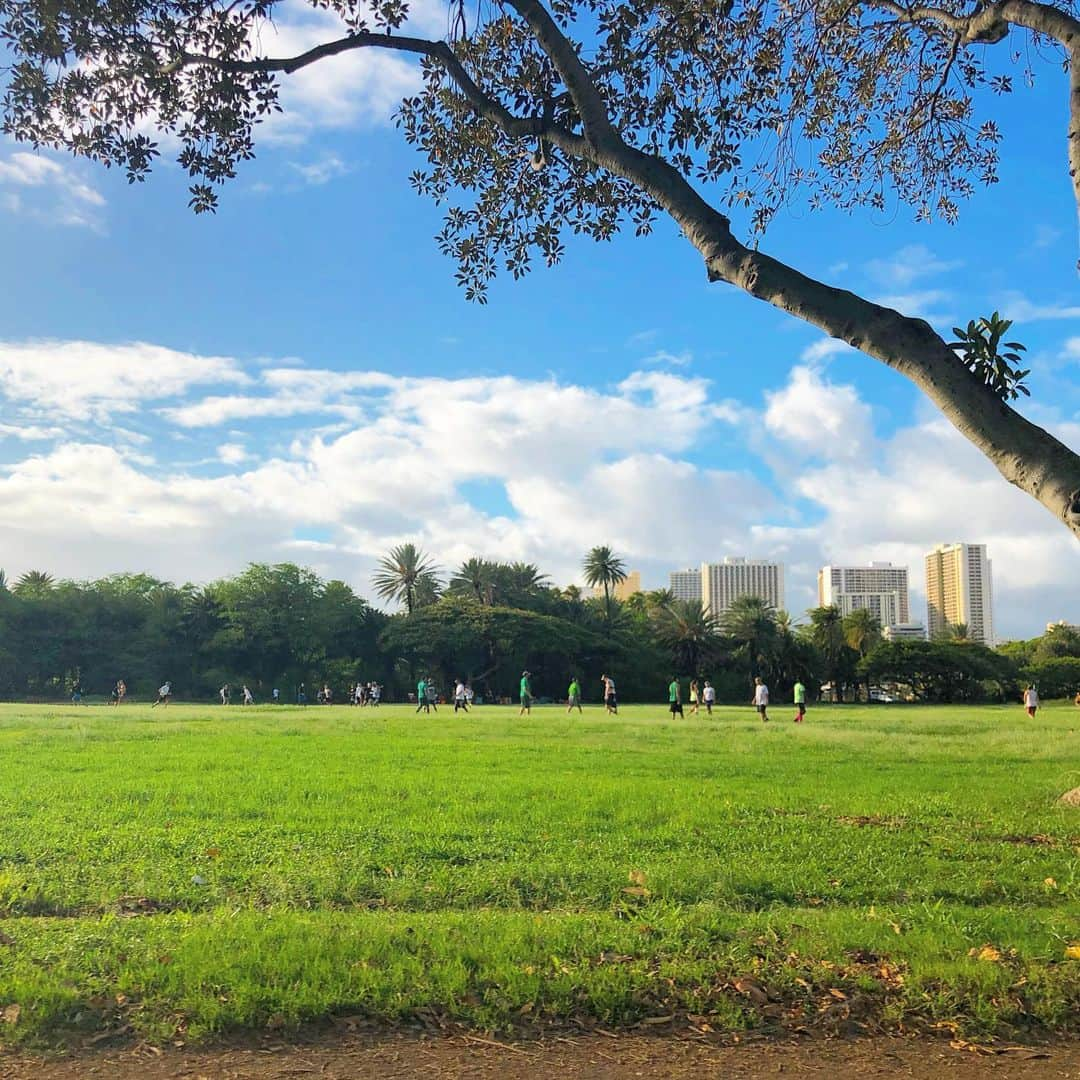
[818,562,911,628]
[669,568,703,604]
[925,543,995,645]
[701,558,785,615]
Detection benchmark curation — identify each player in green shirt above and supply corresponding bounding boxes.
[793,679,806,723]
[567,676,582,713]
[519,670,532,715]
[416,677,428,713]
[668,676,684,717]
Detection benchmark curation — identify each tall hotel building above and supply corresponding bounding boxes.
[925,543,995,645]
[818,562,911,628]
[702,558,785,615]
[669,568,703,604]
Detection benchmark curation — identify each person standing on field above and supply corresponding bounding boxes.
[454,679,469,712]
[220,683,230,706]
[567,675,582,713]
[1023,684,1039,718]
[702,679,716,715]
[519,670,532,715]
[601,673,618,714]
[793,679,806,723]
[688,678,700,715]
[668,676,684,718]
[416,677,428,713]
[753,676,770,722]
[242,685,254,705]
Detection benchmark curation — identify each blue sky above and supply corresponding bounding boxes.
[0,7,1078,639]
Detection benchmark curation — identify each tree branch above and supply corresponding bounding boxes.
[167,32,587,149]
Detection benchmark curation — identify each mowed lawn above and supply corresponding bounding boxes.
[0,700,1078,1045]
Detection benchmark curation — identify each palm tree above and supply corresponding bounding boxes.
[721,595,778,686]
[843,608,882,657]
[450,557,491,603]
[508,561,551,594]
[372,543,442,614]
[806,605,850,701]
[655,600,721,676]
[0,569,7,591]
[949,622,971,642]
[13,570,55,597]
[582,545,627,627]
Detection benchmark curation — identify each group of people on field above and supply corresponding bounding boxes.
[664,675,807,723]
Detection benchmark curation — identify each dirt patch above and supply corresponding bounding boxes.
[1059,788,1080,808]
[836,815,907,829]
[2,1033,1077,1079]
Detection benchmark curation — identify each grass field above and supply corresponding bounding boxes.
[0,700,1078,1047]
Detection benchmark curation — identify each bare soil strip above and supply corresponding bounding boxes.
[3,1034,1080,1079]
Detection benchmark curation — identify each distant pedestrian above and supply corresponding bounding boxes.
[793,679,806,723]
[702,679,716,715]
[753,676,770,722]
[519,671,532,716]
[462,683,472,709]
[272,687,280,704]
[426,679,439,711]
[70,679,84,706]
[601,673,618,715]
[112,679,126,706]
[668,676,684,717]
[454,679,469,712]
[152,681,172,708]
[242,685,254,705]
[567,675,582,714]
[689,678,699,715]
[416,677,428,713]
[322,684,333,705]
[1023,684,1039,718]
[219,683,230,706]
[297,683,307,706]
[370,682,382,706]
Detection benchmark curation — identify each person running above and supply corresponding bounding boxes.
[702,679,716,716]
[519,671,532,715]
[753,676,770,722]
[689,678,699,715]
[1023,684,1039,718]
[371,682,382,706]
[152,681,172,708]
[454,679,469,712]
[793,678,806,723]
[668,676,684,718]
[219,683,230,706]
[567,675,582,714]
[70,679,84,706]
[242,685,254,706]
[115,679,126,706]
[601,673,618,715]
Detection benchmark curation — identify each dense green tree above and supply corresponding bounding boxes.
[721,596,778,688]
[654,600,720,677]
[804,606,857,702]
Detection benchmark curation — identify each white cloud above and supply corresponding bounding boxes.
[0,146,106,230]
[1,338,1078,639]
[866,244,961,288]
[763,365,872,461]
[289,155,350,185]
[0,423,65,441]
[997,293,1080,322]
[874,289,955,325]
[800,337,855,364]
[0,340,251,422]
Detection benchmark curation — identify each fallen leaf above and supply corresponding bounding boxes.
[970,945,1001,962]
[1044,877,1057,888]
[828,988,848,1001]
[628,869,647,886]
[204,847,221,859]
[621,886,650,898]
[1065,944,1080,961]
[639,1015,674,1025]
[1,1004,20,1025]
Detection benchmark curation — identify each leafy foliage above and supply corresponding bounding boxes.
[948,312,1031,401]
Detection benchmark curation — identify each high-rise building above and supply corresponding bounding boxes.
[701,558,785,615]
[925,543,995,644]
[595,570,642,602]
[883,622,926,641]
[669,568,702,604]
[818,562,910,627]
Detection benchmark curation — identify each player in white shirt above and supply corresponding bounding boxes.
[242,685,254,705]
[702,680,716,715]
[454,680,469,712]
[152,681,172,708]
[1023,685,1039,717]
[752,677,769,722]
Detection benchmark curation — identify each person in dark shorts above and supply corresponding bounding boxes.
[1023,684,1039,718]
[567,676,582,713]
[668,676,683,717]
[519,671,532,715]
[753,676,769,722]
[601,673,618,714]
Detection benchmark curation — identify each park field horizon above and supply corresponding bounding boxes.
[0,699,1077,1049]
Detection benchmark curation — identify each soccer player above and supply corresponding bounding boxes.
[152,681,172,708]
[567,675,582,714]
[242,685,254,705]
[454,679,469,712]
[702,679,716,715]
[753,676,769,722]
[1023,684,1039,718]
[519,670,532,715]
[70,679,84,706]
[668,676,684,717]
[793,678,806,723]
[297,682,307,706]
[416,676,428,713]
[115,679,126,706]
[272,687,280,704]
[220,683,230,706]
[689,678,699,715]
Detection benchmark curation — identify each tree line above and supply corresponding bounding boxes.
[0,547,1075,704]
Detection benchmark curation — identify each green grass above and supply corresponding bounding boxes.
[0,700,1078,1046]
